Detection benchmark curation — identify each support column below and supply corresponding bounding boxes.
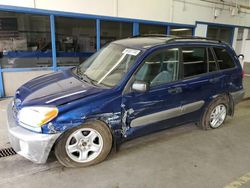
[50,15,57,71]
[133,22,139,36]
[96,19,100,50]
[0,68,4,98]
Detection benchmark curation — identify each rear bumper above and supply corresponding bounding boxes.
[7,103,61,164]
[230,89,245,104]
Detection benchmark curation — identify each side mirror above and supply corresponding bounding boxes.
[238,54,244,60]
[131,80,149,93]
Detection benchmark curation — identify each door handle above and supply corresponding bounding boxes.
[168,87,182,94]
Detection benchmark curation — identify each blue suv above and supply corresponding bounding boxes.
[7,35,244,167]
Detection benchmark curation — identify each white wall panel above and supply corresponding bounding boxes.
[35,0,115,16]
[117,0,171,22]
[0,0,250,27]
[172,0,250,26]
[0,0,34,7]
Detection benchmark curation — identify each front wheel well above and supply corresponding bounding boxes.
[50,119,117,157]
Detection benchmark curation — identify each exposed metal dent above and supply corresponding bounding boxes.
[130,100,204,128]
[121,104,134,137]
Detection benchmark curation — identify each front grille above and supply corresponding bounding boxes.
[0,147,16,158]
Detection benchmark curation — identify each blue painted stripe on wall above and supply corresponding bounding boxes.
[196,21,250,29]
[1,67,54,72]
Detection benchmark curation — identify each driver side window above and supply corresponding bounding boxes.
[135,48,179,87]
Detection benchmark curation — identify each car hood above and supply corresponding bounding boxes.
[15,69,106,107]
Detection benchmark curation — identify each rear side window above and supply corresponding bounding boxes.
[213,48,235,70]
[182,47,207,77]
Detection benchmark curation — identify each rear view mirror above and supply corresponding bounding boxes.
[238,54,244,61]
[132,80,149,93]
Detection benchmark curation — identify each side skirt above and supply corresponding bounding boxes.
[130,100,205,128]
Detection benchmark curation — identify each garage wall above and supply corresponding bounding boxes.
[0,0,250,26]
[244,40,250,63]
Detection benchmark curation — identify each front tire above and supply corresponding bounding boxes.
[198,95,229,130]
[55,121,112,167]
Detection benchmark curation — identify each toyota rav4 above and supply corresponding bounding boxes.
[7,35,245,167]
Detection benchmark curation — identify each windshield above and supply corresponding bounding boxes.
[74,43,141,87]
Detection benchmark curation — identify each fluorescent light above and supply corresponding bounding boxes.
[171,28,191,32]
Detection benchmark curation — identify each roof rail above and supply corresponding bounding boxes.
[131,34,170,38]
[166,36,222,43]
[131,34,222,43]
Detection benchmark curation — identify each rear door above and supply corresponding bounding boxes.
[178,46,223,121]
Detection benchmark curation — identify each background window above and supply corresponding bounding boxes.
[55,17,96,67]
[237,28,244,40]
[182,47,207,77]
[139,24,166,35]
[0,11,51,68]
[100,21,132,47]
[170,27,193,36]
[207,26,233,44]
[135,48,179,86]
[247,29,250,40]
[213,48,235,70]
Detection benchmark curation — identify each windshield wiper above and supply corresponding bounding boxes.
[75,66,83,77]
[74,67,98,86]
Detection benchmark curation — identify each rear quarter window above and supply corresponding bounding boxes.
[213,48,235,70]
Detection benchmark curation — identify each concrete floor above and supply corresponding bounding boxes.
[243,63,250,98]
[0,98,249,188]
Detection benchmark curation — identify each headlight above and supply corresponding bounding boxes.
[17,106,58,132]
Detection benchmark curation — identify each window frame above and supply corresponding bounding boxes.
[131,46,182,90]
[207,47,219,72]
[211,47,237,71]
[180,46,209,79]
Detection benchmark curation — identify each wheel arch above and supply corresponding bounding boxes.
[211,93,234,116]
[50,118,119,156]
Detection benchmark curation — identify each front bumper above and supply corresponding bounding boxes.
[7,103,61,164]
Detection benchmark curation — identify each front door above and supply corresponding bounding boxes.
[121,47,184,138]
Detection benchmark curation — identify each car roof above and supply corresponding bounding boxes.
[112,35,226,50]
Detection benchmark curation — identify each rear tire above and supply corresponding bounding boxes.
[198,95,229,130]
[55,121,112,167]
